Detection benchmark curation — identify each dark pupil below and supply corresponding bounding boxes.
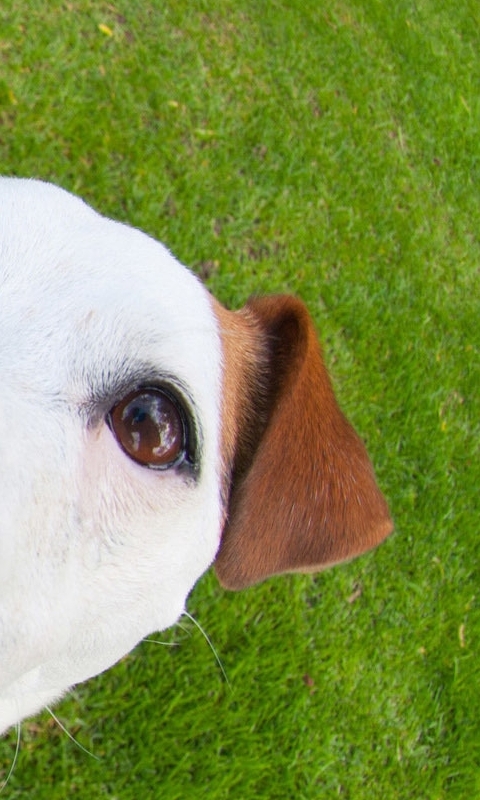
[132,407,147,424]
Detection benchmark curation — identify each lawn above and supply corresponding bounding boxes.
[0,0,479,797]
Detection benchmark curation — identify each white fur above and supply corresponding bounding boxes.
[0,179,225,732]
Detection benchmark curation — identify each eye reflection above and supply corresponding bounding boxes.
[107,388,187,469]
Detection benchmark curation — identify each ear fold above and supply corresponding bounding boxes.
[214,295,392,590]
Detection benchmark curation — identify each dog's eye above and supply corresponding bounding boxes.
[107,388,188,469]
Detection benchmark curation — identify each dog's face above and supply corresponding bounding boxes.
[0,178,392,734]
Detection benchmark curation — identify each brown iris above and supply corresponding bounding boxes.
[107,388,186,469]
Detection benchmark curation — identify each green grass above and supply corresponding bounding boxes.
[1,0,479,796]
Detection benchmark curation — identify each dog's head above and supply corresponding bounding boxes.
[0,178,392,733]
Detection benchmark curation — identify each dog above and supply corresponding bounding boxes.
[0,178,392,734]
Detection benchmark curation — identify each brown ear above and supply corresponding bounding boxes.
[214,295,393,590]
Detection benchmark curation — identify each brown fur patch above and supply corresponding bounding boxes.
[213,295,392,590]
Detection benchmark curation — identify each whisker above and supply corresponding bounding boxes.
[46,707,100,762]
[176,622,192,635]
[0,723,21,793]
[182,611,230,687]
[143,638,178,647]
